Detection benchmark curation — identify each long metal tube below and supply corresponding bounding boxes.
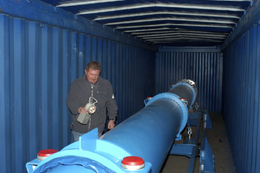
[26,80,197,173]
[102,95,185,173]
[169,79,197,109]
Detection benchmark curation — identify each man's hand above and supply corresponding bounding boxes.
[108,120,115,129]
[78,107,88,114]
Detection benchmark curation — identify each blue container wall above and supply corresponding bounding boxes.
[0,14,156,173]
[223,24,260,173]
[156,49,223,112]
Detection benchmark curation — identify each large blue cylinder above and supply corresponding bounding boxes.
[169,79,197,109]
[26,83,194,173]
[102,94,185,172]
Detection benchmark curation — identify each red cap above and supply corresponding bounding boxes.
[122,156,144,166]
[38,149,58,157]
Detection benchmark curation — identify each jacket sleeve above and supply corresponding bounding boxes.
[66,81,81,115]
[106,83,118,120]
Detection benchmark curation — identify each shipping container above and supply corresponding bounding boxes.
[0,0,259,173]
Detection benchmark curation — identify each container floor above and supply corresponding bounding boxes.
[161,113,236,173]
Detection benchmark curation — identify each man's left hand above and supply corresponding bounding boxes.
[108,120,115,129]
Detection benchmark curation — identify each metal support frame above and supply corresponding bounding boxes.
[200,114,215,173]
[170,110,215,173]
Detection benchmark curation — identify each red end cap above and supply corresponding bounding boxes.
[38,149,58,157]
[122,156,144,166]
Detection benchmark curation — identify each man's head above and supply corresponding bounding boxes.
[85,61,101,84]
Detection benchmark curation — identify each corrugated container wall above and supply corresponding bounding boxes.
[156,47,223,113]
[223,24,260,173]
[0,14,156,173]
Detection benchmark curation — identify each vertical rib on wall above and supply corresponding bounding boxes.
[0,14,156,173]
[223,24,260,173]
[156,50,223,112]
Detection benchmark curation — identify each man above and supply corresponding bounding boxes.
[67,61,118,141]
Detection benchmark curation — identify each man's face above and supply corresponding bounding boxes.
[85,68,100,84]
